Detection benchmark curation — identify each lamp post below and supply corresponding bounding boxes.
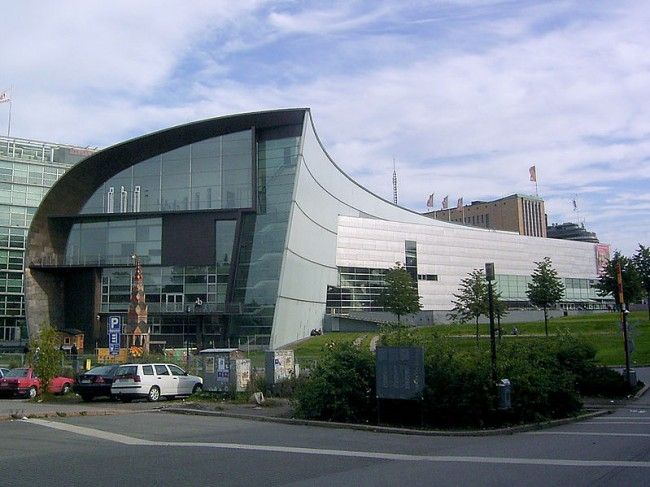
[485,263,497,385]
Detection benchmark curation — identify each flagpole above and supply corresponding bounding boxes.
[7,100,11,138]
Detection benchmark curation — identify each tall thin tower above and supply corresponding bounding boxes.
[392,158,398,205]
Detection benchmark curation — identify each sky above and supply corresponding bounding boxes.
[1,0,648,256]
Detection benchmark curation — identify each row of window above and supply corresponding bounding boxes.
[0,205,36,229]
[0,227,27,249]
[450,214,490,227]
[0,160,67,188]
[0,250,24,271]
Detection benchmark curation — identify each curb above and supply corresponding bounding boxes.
[162,407,612,437]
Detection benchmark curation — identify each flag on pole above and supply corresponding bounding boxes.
[572,199,577,210]
[457,197,463,208]
[529,165,537,182]
[0,91,10,104]
[442,195,449,209]
[426,193,434,208]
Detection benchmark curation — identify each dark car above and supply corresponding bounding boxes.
[73,365,120,401]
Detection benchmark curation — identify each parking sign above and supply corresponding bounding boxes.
[108,316,121,355]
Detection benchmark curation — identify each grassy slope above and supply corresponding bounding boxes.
[285,311,650,367]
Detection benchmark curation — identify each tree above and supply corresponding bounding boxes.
[26,324,64,397]
[377,262,422,324]
[527,257,565,337]
[633,244,650,320]
[595,251,643,310]
[449,269,488,340]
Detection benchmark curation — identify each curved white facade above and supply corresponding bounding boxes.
[271,111,604,347]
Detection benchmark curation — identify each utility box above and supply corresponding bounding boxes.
[200,348,251,392]
[265,349,295,385]
[497,379,512,410]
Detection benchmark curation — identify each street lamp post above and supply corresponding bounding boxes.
[485,263,498,385]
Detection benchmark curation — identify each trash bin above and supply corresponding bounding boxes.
[497,379,512,410]
[626,369,638,388]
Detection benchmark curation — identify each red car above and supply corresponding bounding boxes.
[0,368,74,399]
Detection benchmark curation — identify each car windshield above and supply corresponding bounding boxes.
[5,369,29,378]
[87,366,118,376]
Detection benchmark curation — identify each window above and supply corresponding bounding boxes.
[142,365,154,375]
[154,365,170,375]
[107,187,114,213]
[168,365,186,376]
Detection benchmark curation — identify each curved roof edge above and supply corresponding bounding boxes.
[304,111,469,227]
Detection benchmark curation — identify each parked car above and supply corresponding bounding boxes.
[0,368,74,398]
[111,363,203,402]
[0,368,10,378]
[73,364,121,402]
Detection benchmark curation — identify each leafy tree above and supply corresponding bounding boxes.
[595,251,643,310]
[26,324,64,397]
[377,262,422,324]
[526,257,565,337]
[633,244,650,319]
[449,269,488,340]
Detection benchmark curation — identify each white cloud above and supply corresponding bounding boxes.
[1,0,648,256]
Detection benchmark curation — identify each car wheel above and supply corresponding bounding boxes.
[61,383,71,395]
[147,386,160,402]
[80,394,93,402]
[27,387,37,399]
[192,383,203,395]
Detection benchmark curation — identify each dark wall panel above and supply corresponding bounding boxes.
[162,213,218,266]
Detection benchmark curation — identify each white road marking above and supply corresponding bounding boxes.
[582,421,650,425]
[530,431,650,438]
[21,419,650,469]
[24,418,154,445]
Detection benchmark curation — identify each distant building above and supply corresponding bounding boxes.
[547,222,599,243]
[0,135,95,345]
[424,194,547,237]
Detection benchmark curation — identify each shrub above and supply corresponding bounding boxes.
[292,342,375,423]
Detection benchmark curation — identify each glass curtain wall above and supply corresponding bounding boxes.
[81,130,253,215]
[230,130,301,338]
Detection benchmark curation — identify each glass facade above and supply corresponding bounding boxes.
[326,267,388,313]
[80,130,253,215]
[46,124,302,348]
[230,132,301,337]
[65,218,162,265]
[0,136,92,342]
[495,274,602,305]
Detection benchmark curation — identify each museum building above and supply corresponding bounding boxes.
[25,109,609,350]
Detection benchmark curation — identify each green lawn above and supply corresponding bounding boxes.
[287,311,650,367]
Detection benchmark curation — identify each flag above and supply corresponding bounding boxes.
[442,195,448,209]
[572,199,577,210]
[0,91,10,104]
[426,193,434,208]
[529,165,537,182]
[457,197,463,208]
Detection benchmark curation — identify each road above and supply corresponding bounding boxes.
[1,396,649,486]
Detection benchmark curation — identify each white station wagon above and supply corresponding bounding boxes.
[111,363,203,402]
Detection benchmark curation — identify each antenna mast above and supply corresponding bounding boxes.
[392,158,398,204]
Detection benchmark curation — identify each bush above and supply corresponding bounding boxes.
[499,340,582,423]
[292,342,375,423]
